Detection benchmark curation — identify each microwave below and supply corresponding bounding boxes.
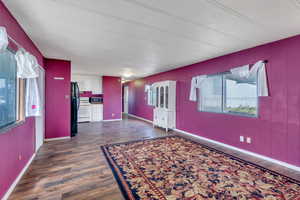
[89,97,103,104]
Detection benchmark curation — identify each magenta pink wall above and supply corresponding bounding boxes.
[127,35,300,167]
[45,59,71,139]
[0,2,44,198]
[103,76,122,120]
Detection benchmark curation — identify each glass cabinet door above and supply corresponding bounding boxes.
[165,86,169,109]
[156,87,159,107]
[160,86,164,108]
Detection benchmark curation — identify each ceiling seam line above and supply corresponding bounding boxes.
[122,0,254,43]
[57,0,222,49]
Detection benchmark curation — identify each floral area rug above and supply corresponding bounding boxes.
[101,136,300,200]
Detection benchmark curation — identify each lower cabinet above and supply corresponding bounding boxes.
[78,105,92,122]
[91,104,103,122]
[153,109,175,131]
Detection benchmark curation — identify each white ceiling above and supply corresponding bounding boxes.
[3,0,300,79]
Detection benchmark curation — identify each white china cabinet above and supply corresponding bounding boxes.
[152,81,176,132]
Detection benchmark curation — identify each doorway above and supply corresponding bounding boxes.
[123,86,129,114]
[35,66,45,152]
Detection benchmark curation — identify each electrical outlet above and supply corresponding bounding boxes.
[240,136,244,142]
[246,137,251,144]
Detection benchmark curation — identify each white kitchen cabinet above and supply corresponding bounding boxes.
[77,80,86,92]
[91,104,103,121]
[153,81,176,132]
[72,74,102,94]
[90,77,102,94]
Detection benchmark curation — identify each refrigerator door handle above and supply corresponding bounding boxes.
[76,84,80,110]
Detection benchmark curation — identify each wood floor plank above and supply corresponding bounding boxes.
[9,115,300,200]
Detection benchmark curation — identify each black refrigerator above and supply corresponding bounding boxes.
[71,82,80,137]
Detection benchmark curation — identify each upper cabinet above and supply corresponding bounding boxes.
[72,74,102,94]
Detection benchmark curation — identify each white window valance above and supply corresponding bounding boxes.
[230,65,250,79]
[189,60,269,102]
[230,60,269,96]
[15,48,41,117]
[1,27,42,117]
[189,75,207,101]
[0,27,9,52]
[15,48,39,79]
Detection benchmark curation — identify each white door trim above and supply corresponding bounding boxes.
[35,66,45,152]
[123,86,129,114]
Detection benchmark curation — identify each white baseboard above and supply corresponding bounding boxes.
[127,113,300,172]
[2,153,36,200]
[175,128,300,172]
[102,118,122,122]
[44,136,71,142]
[127,113,153,124]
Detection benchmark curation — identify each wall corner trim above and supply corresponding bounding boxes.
[44,136,71,142]
[127,113,300,172]
[2,153,36,200]
[174,128,300,172]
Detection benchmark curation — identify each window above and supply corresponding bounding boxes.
[0,48,25,131]
[147,86,155,106]
[152,87,156,106]
[147,87,152,106]
[199,75,223,113]
[198,73,258,117]
[145,85,154,106]
[223,74,257,116]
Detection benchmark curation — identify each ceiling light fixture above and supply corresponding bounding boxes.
[123,72,133,78]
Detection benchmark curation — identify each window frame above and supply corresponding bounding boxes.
[146,85,155,106]
[0,48,26,134]
[198,72,259,118]
[198,74,223,114]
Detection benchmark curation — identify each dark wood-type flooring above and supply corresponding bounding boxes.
[9,115,300,200]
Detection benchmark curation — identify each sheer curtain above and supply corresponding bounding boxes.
[189,75,207,101]
[16,49,39,78]
[230,61,269,96]
[25,78,41,117]
[15,48,41,117]
[250,61,268,96]
[189,60,269,102]
[230,65,250,79]
[0,27,8,53]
